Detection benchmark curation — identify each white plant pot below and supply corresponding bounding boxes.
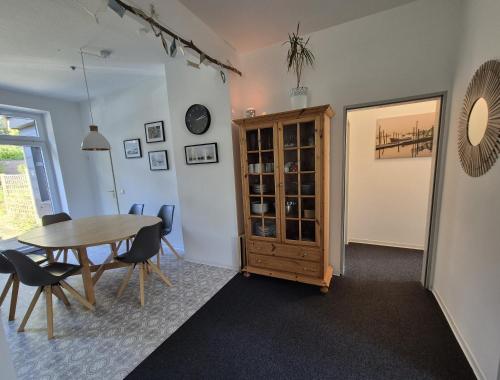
[290,86,309,109]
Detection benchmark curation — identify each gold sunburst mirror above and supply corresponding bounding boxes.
[458,60,500,177]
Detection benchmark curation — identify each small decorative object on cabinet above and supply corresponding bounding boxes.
[234,105,334,293]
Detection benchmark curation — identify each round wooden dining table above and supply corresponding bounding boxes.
[18,215,161,305]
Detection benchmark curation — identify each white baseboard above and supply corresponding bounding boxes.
[347,238,424,250]
[432,289,485,380]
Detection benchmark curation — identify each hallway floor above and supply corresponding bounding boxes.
[129,243,475,379]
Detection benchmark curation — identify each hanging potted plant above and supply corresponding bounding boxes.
[285,23,315,109]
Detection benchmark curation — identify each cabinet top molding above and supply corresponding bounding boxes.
[233,105,334,125]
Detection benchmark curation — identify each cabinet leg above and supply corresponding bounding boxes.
[320,286,329,294]
[243,271,251,278]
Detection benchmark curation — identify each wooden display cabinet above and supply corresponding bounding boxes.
[234,105,334,293]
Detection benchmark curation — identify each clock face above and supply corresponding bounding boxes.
[185,104,211,135]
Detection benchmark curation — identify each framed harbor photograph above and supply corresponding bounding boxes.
[184,143,219,165]
[148,150,169,171]
[145,121,165,143]
[123,138,142,159]
[375,113,436,159]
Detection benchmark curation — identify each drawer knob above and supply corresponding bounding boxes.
[257,259,262,263]
[302,252,308,257]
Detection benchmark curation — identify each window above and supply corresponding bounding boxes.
[0,108,61,250]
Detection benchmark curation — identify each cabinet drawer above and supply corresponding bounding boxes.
[248,253,321,277]
[246,240,276,254]
[275,246,322,262]
[246,240,321,262]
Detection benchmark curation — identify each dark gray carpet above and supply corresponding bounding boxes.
[127,243,475,379]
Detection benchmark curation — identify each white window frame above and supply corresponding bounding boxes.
[0,107,63,214]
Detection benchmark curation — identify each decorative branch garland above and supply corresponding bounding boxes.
[112,0,242,78]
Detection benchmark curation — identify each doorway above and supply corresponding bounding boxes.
[341,93,446,287]
[0,110,60,250]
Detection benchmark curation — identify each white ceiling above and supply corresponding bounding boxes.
[0,0,167,102]
[0,0,419,101]
[179,0,418,53]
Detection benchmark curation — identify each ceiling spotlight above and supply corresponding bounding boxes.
[108,0,125,17]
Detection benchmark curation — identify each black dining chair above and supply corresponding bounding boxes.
[123,204,145,251]
[157,205,181,262]
[115,223,172,307]
[2,250,94,339]
[128,204,144,215]
[42,212,79,264]
[0,251,46,321]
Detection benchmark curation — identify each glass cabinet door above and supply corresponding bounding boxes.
[245,125,279,240]
[280,119,319,244]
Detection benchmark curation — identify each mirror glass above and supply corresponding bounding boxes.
[468,97,489,146]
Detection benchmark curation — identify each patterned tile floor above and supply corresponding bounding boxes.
[0,245,236,380]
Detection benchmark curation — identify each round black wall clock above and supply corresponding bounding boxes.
[185,104,211,135]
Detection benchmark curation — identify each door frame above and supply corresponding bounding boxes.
[340,91,448,288]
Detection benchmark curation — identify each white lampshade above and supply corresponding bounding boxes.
[81,125,110,151]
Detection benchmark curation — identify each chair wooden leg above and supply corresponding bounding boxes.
[157,253,161,269]
[162,237,181,259]
[117,265,134,298]
[116,240,123,252]
[8,274,19,321]
[0,274,14,307]
[159,243,165,256]
[59,281,95,311]
[93,252,114,285]
[52,285,70,307]
[18,286,43,332]
[63,249,68,263]
[147,260,173,287]
[45,286,54,339]
[139,263,145,307]
[126,239,130,251]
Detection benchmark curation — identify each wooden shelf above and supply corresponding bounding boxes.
[284,146,298,150]
[300,145,315,149]
[249,194,275,198]
[248,172,275,176]
[250,214,276,219]
[285,217,316,222]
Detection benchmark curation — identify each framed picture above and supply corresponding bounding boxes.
[123,138,142,159]
[375,113,435,159]
[148,150,169,171]
[145,121,165,143]
[184,143,219,165]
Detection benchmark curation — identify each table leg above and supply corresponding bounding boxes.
[45,248,54,263]
[77,247,95,305]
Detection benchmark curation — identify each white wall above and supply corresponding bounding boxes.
[83,77,184,250]
[164,58,240,269]
[347,101,437,249]
[0,88,97,218]
[431,0,500,379]
[233,0,461,273]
